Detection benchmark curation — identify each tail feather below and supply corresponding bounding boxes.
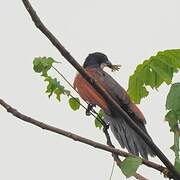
[104,114,155,159]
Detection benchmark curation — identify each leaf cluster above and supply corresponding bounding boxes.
[33,57,80,111]
[128,49,180,176]
[128,49,180,104]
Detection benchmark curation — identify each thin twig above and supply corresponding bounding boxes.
[21,1,179,179]
[0,98,171,178]
[109,161,115,180]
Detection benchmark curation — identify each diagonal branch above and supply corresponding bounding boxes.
[21,1,179,179]
[0,98,171,178]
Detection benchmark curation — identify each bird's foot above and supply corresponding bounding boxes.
[103,123,109,131]
[86,104,95,116]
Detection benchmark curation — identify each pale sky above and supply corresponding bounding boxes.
[1,0,180,179]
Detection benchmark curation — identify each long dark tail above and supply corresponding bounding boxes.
[104,114,155,159]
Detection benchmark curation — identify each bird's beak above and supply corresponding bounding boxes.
[106,61,121,72]
[106,61,113,69]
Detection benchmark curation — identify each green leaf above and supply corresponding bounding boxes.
[175,158,180,171]
[128,49,180,103]
[170,133,180,158]
[45,77,58,97]
[33,57,56,77]
[44,76,69,101]
[174,132,180,158]
[165,111,178,131]
[54,88,63,101]
[149,63,172,84]
[166,83,180,111]
[120,157,142,178]
[95,109,104,129]
[69,98,80,111]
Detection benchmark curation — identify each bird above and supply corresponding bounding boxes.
[73,52,155,159]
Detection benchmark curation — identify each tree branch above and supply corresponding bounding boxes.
[0,98,171,178]
[21,1,179,179]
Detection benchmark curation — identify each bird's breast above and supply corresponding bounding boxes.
[73,68,109,113]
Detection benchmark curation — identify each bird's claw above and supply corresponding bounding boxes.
[103,123,110,131]
[86,104,95,116]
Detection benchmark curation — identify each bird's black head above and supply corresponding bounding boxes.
[83,52,112,69]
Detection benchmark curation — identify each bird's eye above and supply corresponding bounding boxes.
[100,63,107,69]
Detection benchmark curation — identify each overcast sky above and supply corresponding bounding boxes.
[1,0,180,179]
